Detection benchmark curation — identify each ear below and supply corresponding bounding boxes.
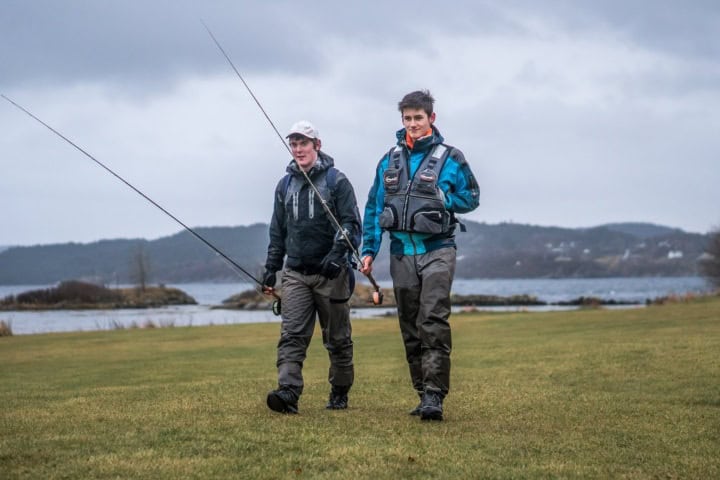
[315,139,322,151]
[429,112,436,124]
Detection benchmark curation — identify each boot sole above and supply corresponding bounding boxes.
[420,407,443,421]
[267,392,298,414]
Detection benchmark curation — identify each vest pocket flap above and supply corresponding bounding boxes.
[383,169,401,193]
[379,206,399,230]
[411,209,450,234]
[413,168,438,195]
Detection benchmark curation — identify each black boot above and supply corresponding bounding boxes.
[326,386,349,410]
[409,393,423,416]
[267,388,299,414]
[420,390,443,421]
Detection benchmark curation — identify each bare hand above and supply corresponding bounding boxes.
[359,255,374,275]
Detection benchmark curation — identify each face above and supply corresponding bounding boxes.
[401,108,436,141]
[288,135,320,171]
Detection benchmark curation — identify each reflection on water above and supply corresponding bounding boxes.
[0,277,711,335]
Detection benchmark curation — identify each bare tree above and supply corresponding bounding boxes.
[699,227,720,289]
[130,244,151,292]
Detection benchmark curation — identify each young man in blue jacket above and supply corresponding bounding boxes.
[360,90,479,420]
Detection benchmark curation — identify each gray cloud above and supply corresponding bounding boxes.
[1,0,322,88]
[547,0,720,59]
[1,0,719,246]
[4,1,718,91]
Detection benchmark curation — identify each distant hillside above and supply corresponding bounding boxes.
[0,224,269,285]
[449,222,707,279]
[601,222,682,239]
[0,221,710,285]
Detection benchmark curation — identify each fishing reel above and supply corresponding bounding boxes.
[272,298,281,316]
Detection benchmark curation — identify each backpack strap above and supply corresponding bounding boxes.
[326,166,338,190]
[324,167,338,215]
[280,173,292,197]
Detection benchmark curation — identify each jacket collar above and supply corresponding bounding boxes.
[395,125,445,152]
[286,150,335,177]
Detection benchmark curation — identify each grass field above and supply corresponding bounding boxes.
[1,298,719,479]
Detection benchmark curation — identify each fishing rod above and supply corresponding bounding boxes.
[1,93,282,312]
[202,21,384,305]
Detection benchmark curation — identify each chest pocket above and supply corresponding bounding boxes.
[282,169,336,221]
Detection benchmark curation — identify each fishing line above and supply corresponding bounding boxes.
[1,93,277,303]
[202,21,384,304]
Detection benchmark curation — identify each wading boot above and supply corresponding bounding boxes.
[409,394,423,416]
[420,391,443,421]
[325,386,349,410]
[266,388,299,414]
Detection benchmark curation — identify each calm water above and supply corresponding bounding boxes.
[0,277,711,335]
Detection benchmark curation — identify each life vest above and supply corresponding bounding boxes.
[379,143,454,234]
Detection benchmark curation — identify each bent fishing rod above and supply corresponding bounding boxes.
[1,94,281,308]
[202,21,384,305]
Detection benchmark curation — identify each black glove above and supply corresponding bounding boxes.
[262,270,277,289]
[320,253,344,280]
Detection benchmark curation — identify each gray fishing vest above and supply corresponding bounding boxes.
[379,144,453,234]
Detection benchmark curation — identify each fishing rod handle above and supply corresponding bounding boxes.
[365,272,384,305]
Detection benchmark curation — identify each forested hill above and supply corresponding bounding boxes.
[0,224,269,285]
[0,221,709,285]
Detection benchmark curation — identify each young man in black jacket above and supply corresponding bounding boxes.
[263,120,362,414]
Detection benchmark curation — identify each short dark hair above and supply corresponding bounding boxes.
[398,90,435,116]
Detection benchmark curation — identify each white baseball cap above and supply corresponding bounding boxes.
[286,120,319,139]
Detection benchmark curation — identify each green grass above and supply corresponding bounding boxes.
[1,299,719,479]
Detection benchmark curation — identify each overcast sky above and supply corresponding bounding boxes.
[2,0,719,247]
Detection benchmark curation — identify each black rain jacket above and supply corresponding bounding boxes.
[265,151,361,273]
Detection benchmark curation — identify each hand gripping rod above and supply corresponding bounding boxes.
[1,93,280,303]
[202,21,384,305]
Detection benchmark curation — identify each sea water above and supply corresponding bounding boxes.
[0,277,711,335]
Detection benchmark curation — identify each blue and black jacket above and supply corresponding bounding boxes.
[362,126,479,257]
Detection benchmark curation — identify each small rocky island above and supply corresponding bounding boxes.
[216,283,639,310]
[0,280,197,311]
[217,283,399,310]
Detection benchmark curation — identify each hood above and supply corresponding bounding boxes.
[285,150,335,177]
